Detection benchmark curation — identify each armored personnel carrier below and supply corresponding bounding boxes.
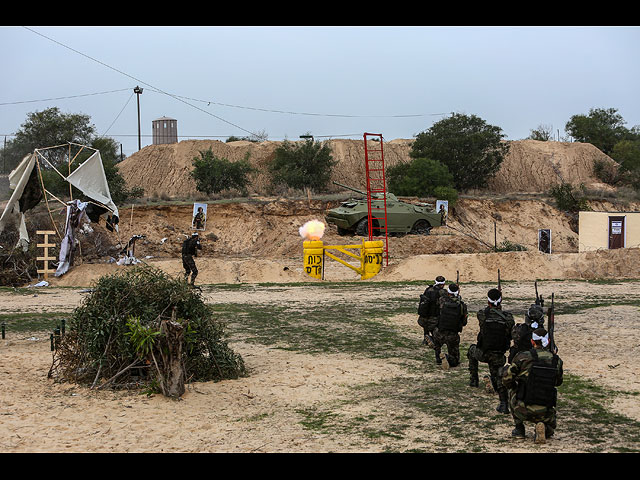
[325,182,443,236]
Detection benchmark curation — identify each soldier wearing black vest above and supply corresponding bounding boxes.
[467,288,515,414]
[417,275,446,348]
[502,327,564,444]
[508,304,544,363]
[432,283,468,369]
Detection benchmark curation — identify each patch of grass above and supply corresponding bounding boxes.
[211,282,640,452]
[0,312,69,334]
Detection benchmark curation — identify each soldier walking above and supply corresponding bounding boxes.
[467,288,515,414]
[432,283,468,369]
[182,232,202,285]
[417,275,446,348]
[502,327,564,443]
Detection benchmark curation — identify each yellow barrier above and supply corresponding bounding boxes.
[303,239,384,280]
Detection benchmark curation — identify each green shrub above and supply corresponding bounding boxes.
[387,157,458,203]
[268,139,336,191]
[50,265,246,389]
[191,148,254,195]
[549,182,590,213]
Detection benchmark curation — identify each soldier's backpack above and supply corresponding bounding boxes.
[518,349,559,407]
[418,285,440,317]
[438,297,464,332]
[481,307,511,352]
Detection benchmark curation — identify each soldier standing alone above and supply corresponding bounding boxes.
[467,288,515,414]
[182,232,202,285]
[502,327,564,444]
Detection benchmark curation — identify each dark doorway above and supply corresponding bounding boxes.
[608,216,625,249]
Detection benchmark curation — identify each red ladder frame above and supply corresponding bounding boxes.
[363,132,389,266]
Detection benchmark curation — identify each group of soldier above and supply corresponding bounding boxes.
[417,275,564,444]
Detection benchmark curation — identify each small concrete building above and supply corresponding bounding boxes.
[578,211,640,252]
[152,116,178,145]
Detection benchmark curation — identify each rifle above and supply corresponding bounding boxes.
[547,293,557,353]
[456,270,459,285]
[497,269,501,292]
[534,281,544,308]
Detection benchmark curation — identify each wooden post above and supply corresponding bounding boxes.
[36,230,57,280]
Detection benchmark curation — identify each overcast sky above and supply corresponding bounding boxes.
[1,25,639,158]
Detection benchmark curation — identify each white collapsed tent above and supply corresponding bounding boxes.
[0,143,120,276]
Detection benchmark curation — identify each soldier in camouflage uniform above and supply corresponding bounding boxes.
[417,275,447,348]
[508,304,544,363]
[467,288,515,414]
[432,283,468,369]
[502,327,564,443]
[181,232,202,285]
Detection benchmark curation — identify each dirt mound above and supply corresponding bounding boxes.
[486,140,619,193]
[118,138,617,199]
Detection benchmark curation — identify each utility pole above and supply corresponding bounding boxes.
[134,86,143,151]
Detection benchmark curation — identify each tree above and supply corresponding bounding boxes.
[2,107,95,172]
[190,148,254,196]
[611,139,640,172]
[387,157,456,199]
[410,113,509,191]
[565,107,629,154]
[527,124,554,141]
[268,138,336,192]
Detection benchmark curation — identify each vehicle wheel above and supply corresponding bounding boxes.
[411,220,432,235]
[337,227,350,236]
[355,218,368,236]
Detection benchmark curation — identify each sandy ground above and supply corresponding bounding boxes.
[1,279,639,453]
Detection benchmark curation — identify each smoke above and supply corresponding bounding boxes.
[299,220,326,241]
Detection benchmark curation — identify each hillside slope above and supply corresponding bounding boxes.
[118,139,618,199]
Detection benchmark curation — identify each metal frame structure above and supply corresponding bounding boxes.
[363,133,389,265]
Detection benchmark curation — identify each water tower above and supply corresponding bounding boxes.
[152,116,178,145]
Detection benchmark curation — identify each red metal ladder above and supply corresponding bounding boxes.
[363,132,389,266]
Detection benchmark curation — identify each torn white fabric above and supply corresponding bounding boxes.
[17,213,29,252]
[0,153,36,235]
[55,200,90,277]
[65,151,119,222]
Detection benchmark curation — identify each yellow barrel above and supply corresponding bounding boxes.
[303,240,324,279]
[361,240,384,279]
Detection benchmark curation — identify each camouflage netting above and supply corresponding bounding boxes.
[48,265,246,394]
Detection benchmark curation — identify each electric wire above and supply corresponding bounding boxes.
[0,88,133,106]
[13,27,453,144]
[22,26,260,138]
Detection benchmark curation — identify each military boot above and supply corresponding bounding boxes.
[469,372,479,387]
[440,353,450,371]
[534,422,546,444]
[511,422,525,439]
[496,391,510,414]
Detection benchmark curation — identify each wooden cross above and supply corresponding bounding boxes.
[36,230,57,280]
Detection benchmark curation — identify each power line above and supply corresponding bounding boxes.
[0,88,132,106]
[21,27,451,128]
[145,88,449,119]
[23,26,259,138]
